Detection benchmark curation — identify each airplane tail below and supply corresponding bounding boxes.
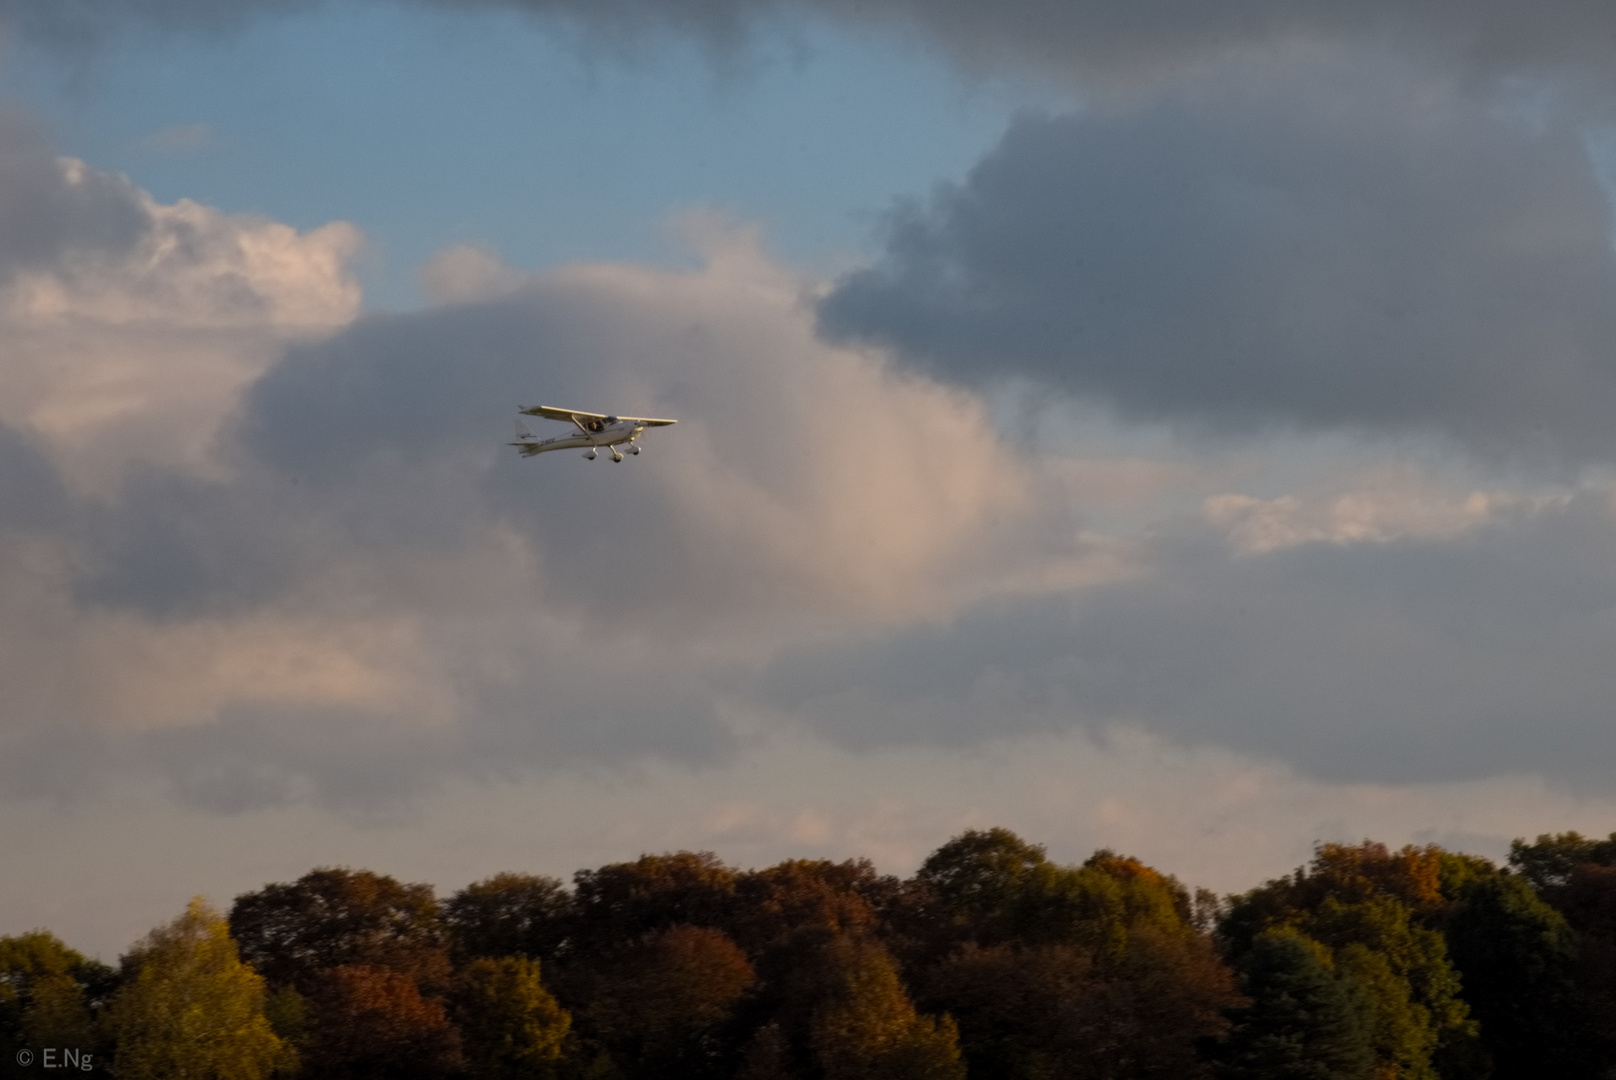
[514,418,534,439]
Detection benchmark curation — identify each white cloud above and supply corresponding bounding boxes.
[0,155,361,493]
[1204,477,1574,555]
[0,210,1152,809]
[419,243,528,305]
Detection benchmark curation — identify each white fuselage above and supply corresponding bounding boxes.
[516,419,645,455]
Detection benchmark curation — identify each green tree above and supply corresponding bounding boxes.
[108,898,287,1080]
[906,831,1208,961]
[1221,844,1480,1080]
[454,956,570,1080]
[909,828,1054,947]
[1509,836,1616,1074]
[1507,832,1616,893]
[0,932,114,1078]
[902,833,1238,1078]
[1444,873,1592,1079]
[1219,930,1373,1080]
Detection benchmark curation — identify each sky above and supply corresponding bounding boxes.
[5,0,1616,961]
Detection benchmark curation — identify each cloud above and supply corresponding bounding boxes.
[819,61,1616,463]
[4,108,1615,827]
[807,0,1616,91]
[9,724,1616,962]
[0,111,147,287]
[237,220,1043,635]
[0,0,319,49]
[10,0,1616,91]
[9,173,1616,809]
[0,118,361,494]
[759,476,1616,784]
[418,244,528,304]
[0,197,1106,808]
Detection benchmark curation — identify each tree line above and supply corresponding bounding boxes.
[3,827,1615,1079]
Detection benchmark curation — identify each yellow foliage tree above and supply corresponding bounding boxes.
[810,937,964,1080]
[109,898,288,1080]
[455,956,570,1080]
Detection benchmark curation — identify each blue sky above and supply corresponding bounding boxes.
[6,0,1616,960]
[2,3,1044,306]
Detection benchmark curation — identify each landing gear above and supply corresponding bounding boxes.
[584,449,597,460]
[610,448,624,462]
[630,444,641,455]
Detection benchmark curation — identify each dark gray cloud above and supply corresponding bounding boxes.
[0,421,69,533]
[0,0,317,48]
[73,469,309,619]
[810,0,1616,91]
[759,493,1616,784]
[819,65,1616,462]
[0,111,148,284]
[9,0,1616,87]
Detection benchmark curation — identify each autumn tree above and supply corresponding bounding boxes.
[730,860,896,957]
[108,898,287,1080]
[808,936,963,1080]
[734,1022,793,1080]
[229,868,449,994]
[301,964,462,1080]
[444,873,572,964]
[573,924,754,1079]
[569,851,739,957]
[454,956,571,1080]
[910,837,1238,1080]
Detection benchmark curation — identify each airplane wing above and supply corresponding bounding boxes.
[519,405,607,423]
[519,405,677,427]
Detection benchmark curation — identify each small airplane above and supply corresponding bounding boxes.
[510,405,678,461]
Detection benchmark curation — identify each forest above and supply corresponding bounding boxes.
[2,827,1614,1079]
